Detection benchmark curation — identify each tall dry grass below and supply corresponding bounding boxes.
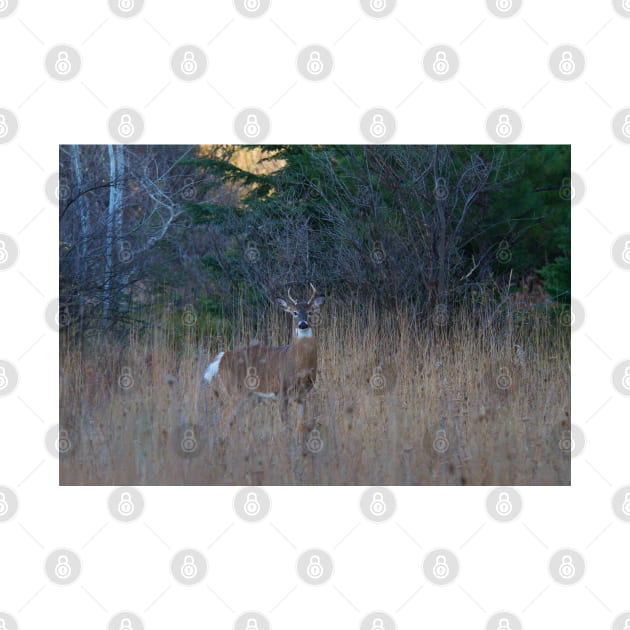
[60,299,570,485]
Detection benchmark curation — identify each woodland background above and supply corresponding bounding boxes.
[59,144,570,338]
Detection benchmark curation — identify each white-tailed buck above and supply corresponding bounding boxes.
[204,284,325,442]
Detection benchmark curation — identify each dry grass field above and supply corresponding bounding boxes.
[60,300,570,485]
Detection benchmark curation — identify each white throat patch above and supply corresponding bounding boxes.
[296,327,313,338]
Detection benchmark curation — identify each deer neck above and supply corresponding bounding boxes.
[290,332,317,365]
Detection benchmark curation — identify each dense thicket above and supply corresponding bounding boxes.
[59,144,569,337]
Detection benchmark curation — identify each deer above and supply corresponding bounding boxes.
[204,283,325,445]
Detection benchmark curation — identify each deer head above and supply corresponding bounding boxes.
[275,283,325,339]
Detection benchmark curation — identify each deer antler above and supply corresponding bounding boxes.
[287,287,298,305]
[309,283,317,304]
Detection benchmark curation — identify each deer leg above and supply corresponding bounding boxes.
[278,392,289,425]
[296,400,306,449]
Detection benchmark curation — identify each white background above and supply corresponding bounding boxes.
[1,0,629,628]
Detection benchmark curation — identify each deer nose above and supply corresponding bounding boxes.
[298,321,309,329]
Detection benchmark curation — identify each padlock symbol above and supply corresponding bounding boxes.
[0,114,8,138]
[622,114,630,138]
[432,51,449,75]
[181,51,198,75]
[181,555,198,579]
[621,241,630,264]
[369,491,387,516]
[495,114,512,138]
[495,491,513,516]
[622,366,630,390]
[496,0,512,11]
[371,618,385,630]
[497,618,511,630]
[244,492,261,516]
[54,554,72,579]
[306,554,324,579]
[117,114,135,139]
[307,429,324,452]
[119,617,133,630]
[369,114,386,138]
[181,428,197,452]
[369,0,386,11]
[559,176,573,201]
[54,51,72,75]
[118,0,135,11]
[56,428,72,454]
[621,492,630,516]
[432,554,449,579]
[623,0,630,11]
[0,618,7,630]
[558,51,576,76]
[307,51,324,75]
[0,366,8,390]
[558,554,575,579]
[244,0,261,11]
[558,51,576,75]
[118,491,135,516]
[245,366,260,390]
[0,492,8,516]
[244,114,261,138]
[558,429,573,453]
[245,619,260,630]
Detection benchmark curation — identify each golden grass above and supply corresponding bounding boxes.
[60,300,570,485]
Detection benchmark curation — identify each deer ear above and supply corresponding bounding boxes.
[310,296,325,311]
[275,298,291,311]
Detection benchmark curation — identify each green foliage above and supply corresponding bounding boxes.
[187,144,570,313]
[538,223,570,302]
